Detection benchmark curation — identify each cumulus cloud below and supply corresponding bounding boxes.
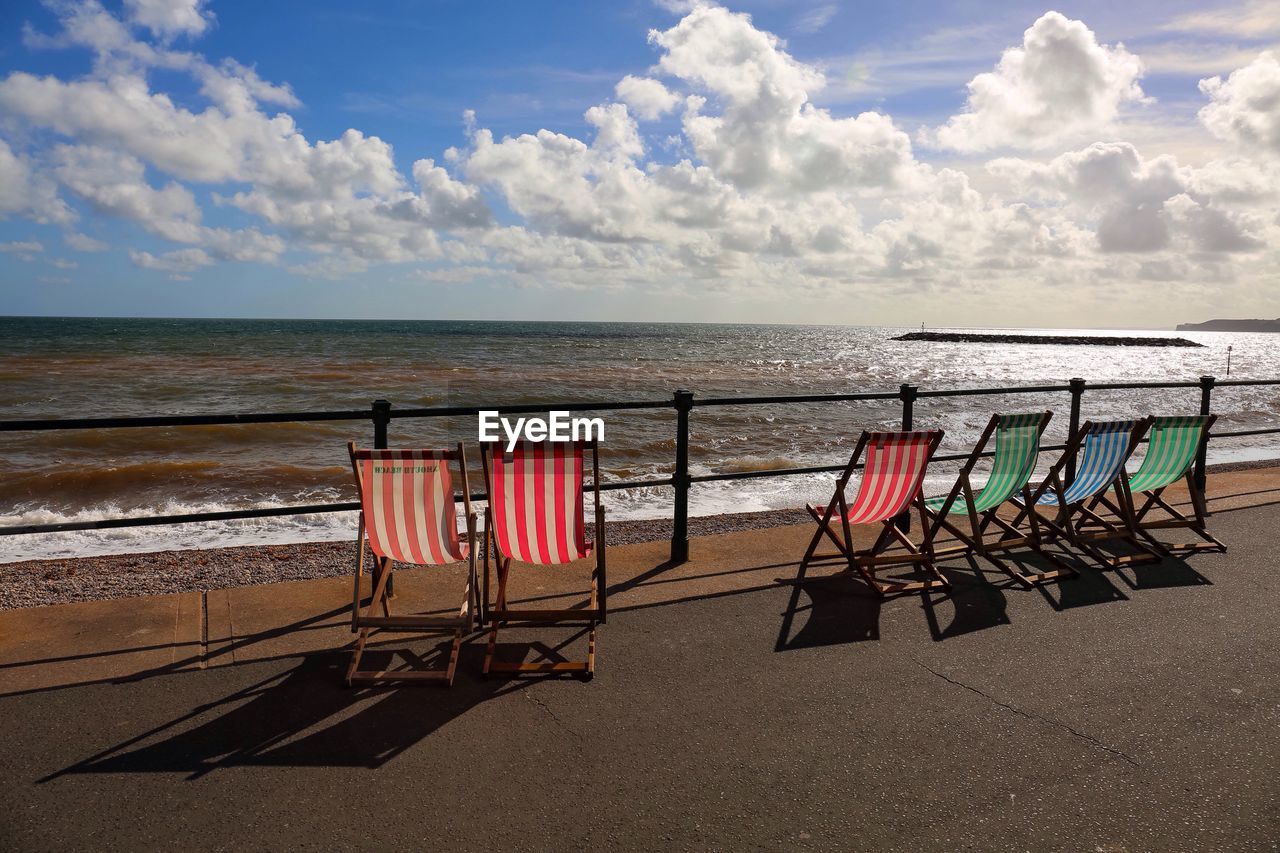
[615,76,680,121]
[928,12,1147,152]
[990,141,1264,254]
[0,0,1276,321]
[1199,52,1280,156]
[0,140,75,225]
[123,0,213,39]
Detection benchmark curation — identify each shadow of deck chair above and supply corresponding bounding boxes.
[345,443,478,686]
[799,430,946,596]
[480,439,606,680]
[1081,415,1224,555]
[1007,418,1162,570]
[921,411,1072,588]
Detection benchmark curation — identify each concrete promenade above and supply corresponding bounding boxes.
[1,470,1277,851]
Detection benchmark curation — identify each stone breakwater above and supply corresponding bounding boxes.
[893,332,1203,347]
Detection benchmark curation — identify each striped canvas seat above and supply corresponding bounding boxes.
[829,431,938,524]
[487,440,592,565]
[926,413,1042,514]
[1127,416,1208,492]
[800,429,946,597]
[1037,420,1137,506]
[352,449,466,565]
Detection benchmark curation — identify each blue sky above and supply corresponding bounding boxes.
[0,0,1277,327]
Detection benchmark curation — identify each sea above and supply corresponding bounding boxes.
[3,316,1278,563]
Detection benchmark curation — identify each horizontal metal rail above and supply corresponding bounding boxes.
[0,409,372,432]
[3,376,1279,560]
[1,477,678,536]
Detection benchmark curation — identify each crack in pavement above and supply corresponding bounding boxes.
[912,658,1141,767]
[525,691,580,738]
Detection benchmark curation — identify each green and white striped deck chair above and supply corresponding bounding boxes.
[922,412,1072,587]
[1081,415,1224,554]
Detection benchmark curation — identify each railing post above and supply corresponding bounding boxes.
[671,389,694,564]
[371,398,392,594]
[1066,378,1085,486]
[371,399,391,449]
[897,384,917,532]
[1195,375,1214,490]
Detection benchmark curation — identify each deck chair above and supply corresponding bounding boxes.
[1006,419,1162,570]
[346,443,478,686]
[921,411,1071,587]
[480,439,606,679]
[1082,415,1224,554]
[800,430,946,596]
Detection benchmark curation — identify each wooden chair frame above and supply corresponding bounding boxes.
[346,442,478,687]
[480,439,606,680]
[799,430,948,596]
[1004,419,1162,570]
[921,411,1071,588]
[1079,415,1224,555]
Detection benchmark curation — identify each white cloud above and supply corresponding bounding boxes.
[794,5,837,35]
[0,240,44,253]
[1199,52,1280,156]
[123,0,213,40]
[129,246,212,272]
[615,75,680,120]
[54,144,204,242]
[64,232,109,252]
[927,12,1147,152]
[0,0,1276,324]
[0,140,75,225]
[651,5,916,192]
[989,141,1265,253]
[1162,1,1280,39]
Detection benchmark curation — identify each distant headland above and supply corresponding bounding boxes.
[893,331,1203,347]
[1175,318,1280,333]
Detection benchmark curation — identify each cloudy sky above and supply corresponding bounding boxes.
[0,0,1277,328]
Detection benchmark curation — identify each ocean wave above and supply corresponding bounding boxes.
[0,460,352,508]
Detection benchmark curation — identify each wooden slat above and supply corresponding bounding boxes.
[869,578,948,593]
[487,608,599,622]
[356,615,470,630]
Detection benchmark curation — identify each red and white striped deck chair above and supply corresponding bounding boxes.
[480,439,605,679]
[799,430,947,596]
[346,442,477,686]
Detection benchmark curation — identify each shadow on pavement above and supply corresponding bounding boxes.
[921,559,1011,641]
[774,565,882,651]
[43,640,523,780]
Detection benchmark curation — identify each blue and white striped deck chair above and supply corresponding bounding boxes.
[1009,419,1161,569]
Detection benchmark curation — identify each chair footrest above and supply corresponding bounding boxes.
[1140,519,1193,530]
[1153,541,1225,552]
[487,608,598,622]
[356,615,469,630]
[856,552,930,566]
[869,578,948,594]
[1101,553,1162,567]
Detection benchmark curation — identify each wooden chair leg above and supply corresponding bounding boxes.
[483,557,509,677]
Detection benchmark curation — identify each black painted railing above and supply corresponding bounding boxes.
[2,375,1278,564]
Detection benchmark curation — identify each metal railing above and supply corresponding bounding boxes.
[2,375,1278,564]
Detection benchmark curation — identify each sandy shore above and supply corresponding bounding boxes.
[4,456,1276,611]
